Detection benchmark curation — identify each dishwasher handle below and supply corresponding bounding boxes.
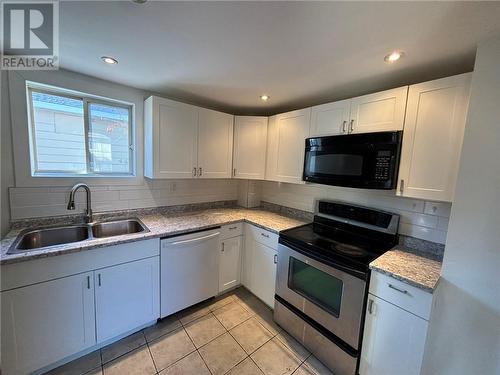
[168,232,220,246]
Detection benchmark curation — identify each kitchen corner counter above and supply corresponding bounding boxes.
[1,208,306,265]
[369,249,442,293]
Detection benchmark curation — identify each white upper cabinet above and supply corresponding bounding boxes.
[144,96,198,179]
[309,87,407,137]
[310,99,351,136]
[397,73,471,202]
[233,116,268,179]
[266,108,311,184]
[198,108,234,178]
[349,86,408,134]
[144,96,234,179]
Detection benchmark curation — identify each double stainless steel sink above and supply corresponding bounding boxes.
[8,218,149,254]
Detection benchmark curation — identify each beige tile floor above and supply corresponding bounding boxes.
[45,287,333,375]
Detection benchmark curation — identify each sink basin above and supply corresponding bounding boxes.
[7,218,149,254]
[91,219,148,238]
[10,225,90,253]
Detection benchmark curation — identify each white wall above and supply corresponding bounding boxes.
[260,181,450,244]
[421,36,500,375]
[1,71,15,236]
[2,69,238,223]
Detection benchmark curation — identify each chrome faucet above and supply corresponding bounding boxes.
[67,183,93,223]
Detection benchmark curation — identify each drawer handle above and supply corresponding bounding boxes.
[368,298,374,314]
[229,226,238,230]
[261,233,270,238]
[388,283,408,294]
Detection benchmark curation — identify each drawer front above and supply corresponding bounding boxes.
[246,224,278,249]
[369,271,432,320]
[220,222,243,239]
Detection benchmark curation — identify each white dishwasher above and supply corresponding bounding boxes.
[160,228,220,318]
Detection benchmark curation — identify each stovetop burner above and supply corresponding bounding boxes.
[333,243,366,257]
[279,206,399,274]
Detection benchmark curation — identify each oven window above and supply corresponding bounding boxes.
[306,153,363,176]
[288,257,343,317]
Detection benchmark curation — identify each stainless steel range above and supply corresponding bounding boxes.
[274,200,399,375]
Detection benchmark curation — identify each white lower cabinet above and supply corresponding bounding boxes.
[1,272,96,375]
[251,241,277,307]
[242,224,278,308]
[219,236,242,293]
[360,295,428,375]
[95,257,160,343]
[360,271,432,375]
[1,239,160,375]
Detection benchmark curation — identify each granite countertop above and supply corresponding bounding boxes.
[369,248,442,293]
[0,208,306,265]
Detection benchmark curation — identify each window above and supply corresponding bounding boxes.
[27,84,134,176]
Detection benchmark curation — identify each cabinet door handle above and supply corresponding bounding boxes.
[229,226,238,230]
[261,232,270,238]
[342,120,347,133]
[349,119,355,133]
[193,167,197,177]
[221,242,225,252]
[98,273,102,287]
[400,179,405,194]
[198,167,202,176]
[233,168,236,176]
[86,275,90,289]
[368,299,374,314]
[388,283,408,294]
[273,254,278,264]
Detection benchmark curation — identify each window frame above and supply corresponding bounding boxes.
[26,83,135,177]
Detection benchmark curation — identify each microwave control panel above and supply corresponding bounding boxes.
[374,151,392,180]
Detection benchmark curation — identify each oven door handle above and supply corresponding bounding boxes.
[279,238,368,280]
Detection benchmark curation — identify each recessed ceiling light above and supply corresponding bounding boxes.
[260,95,270,101]
[101,56,118,65]
[384,51,405,63]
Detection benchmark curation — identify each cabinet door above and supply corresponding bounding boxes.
[219,236,242,293]
[349,86,408,134]
[154,97,198,178]
[95,257,160,343]
[397,73,471,201]
[233,116,268,179]
[359,295,428,375]
[310,99,350,137]
[251,242,278,308]
[275,108,311,184]
[1,273,95,375]
[242,226,255,291]
[198,108,234,178]
[265,115,279,182]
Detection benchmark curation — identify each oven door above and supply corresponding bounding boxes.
[276,243,366,349]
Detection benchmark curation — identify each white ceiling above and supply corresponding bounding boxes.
[59,1,500,115]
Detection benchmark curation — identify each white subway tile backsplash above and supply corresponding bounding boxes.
[260,181,450,244]
[437,216,450,231]
[424,201,452,217]
[9,179,239,220]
